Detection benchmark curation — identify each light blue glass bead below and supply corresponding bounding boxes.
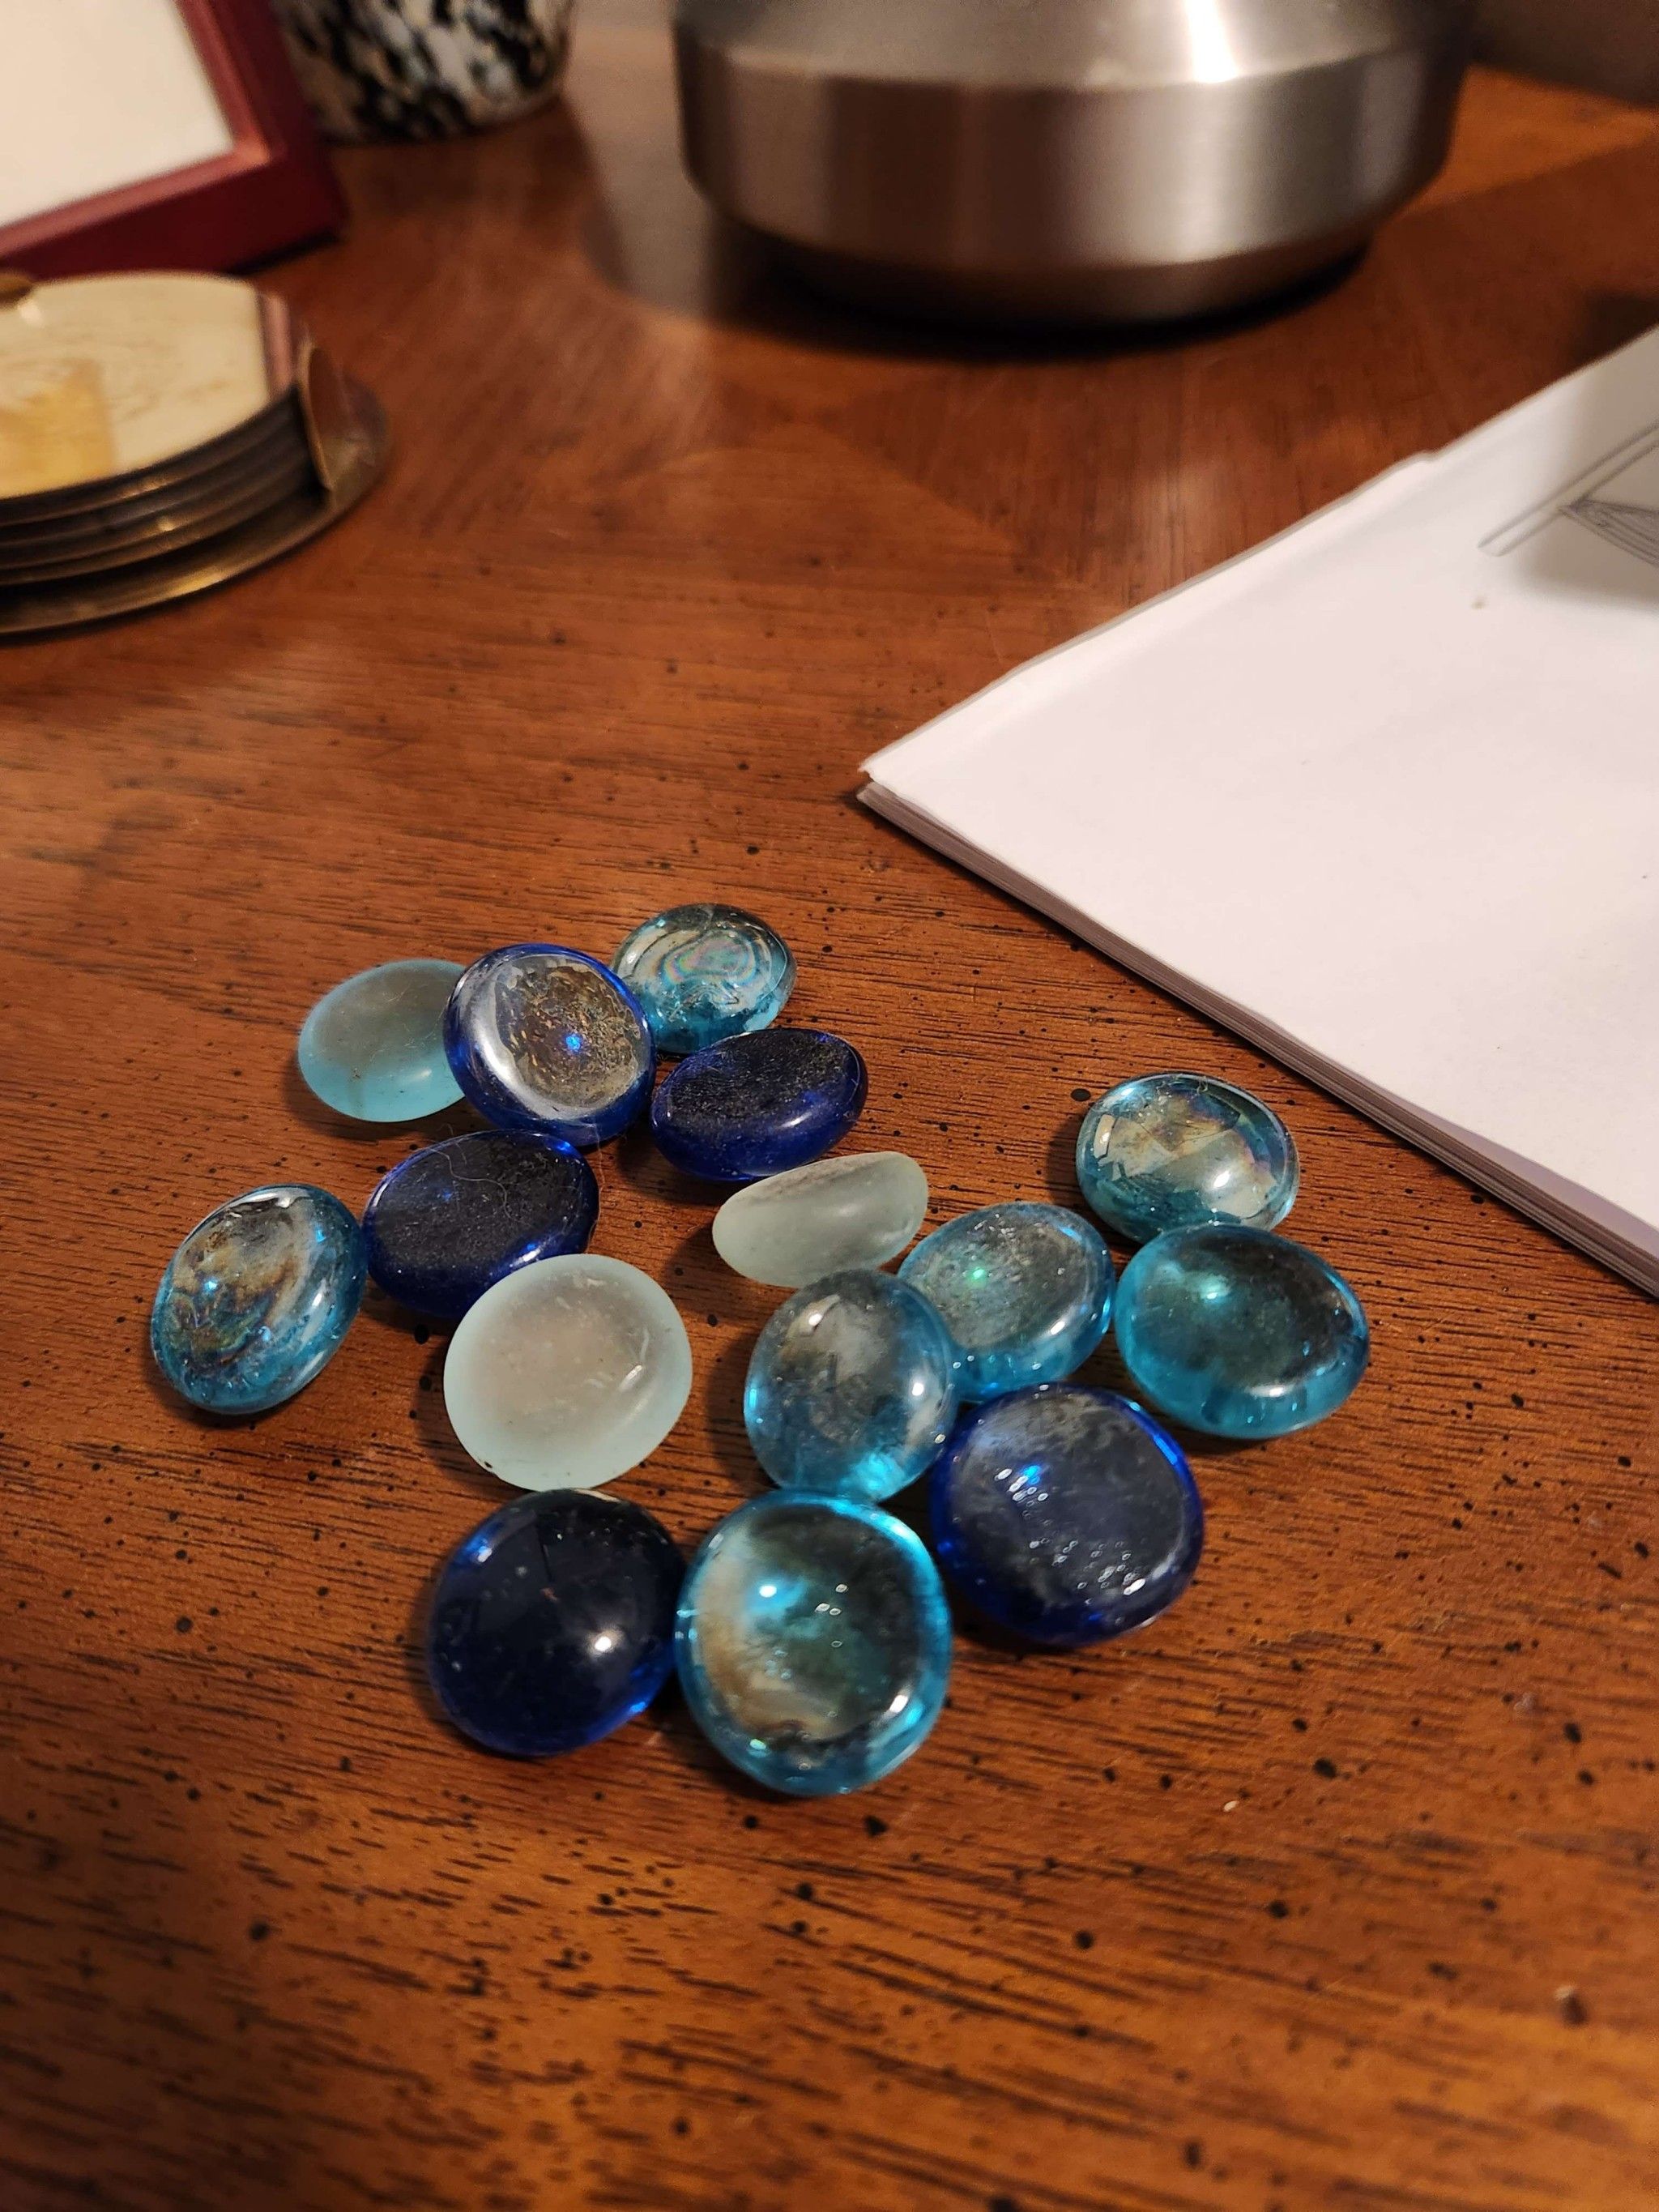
[713,1151,930,1287]
[899,1202,1113,1400]
[443,942,655,1147]
[613,902,795,1057]
[744,1270,958,1503]
[151,1185,366,1414]
[442,1257,693,1490]
[676,1492,952,1796]
[296,958,463,1122]
[1115,1224,1367,1440]
[1076,1072,1299,1244]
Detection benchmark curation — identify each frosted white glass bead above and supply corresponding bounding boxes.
[711,1151,929,1287]
[442,1255,693,1489]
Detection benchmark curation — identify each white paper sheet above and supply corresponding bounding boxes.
[863,327,1659,1292]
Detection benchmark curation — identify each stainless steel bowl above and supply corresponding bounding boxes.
[675,0,1473,323]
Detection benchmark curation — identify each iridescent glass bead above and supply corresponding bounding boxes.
[151,1184,365,1414]
[676,1492,952,1795]
[612,902,795,1056]
[1076,1072,1298,1243]
[899,1201,1113,1399]
[1115,1224,1367,1439]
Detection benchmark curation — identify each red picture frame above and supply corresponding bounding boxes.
[0,0,343,280]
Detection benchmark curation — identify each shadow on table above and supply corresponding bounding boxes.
[579,147,1366,368]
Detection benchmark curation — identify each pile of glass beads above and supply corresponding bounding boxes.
[151,902,1369,1798]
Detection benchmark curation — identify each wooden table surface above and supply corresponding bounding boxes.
[5,17,1659,2210]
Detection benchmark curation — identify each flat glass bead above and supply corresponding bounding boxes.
[296,958,464,1122]
[612,902,795,1057]
[151,1184,365,1414]
[1076,1071,1299,1244]
[899,1201,1113,1400]
[676,1492,951,1796]
[712,1151,928,1287]
[443,1254,693,1488]
[744,1269,958,1503]
[428,1490,683,1757]
[1115,1224,1368,1439]
[931,1385,1203,1646]
[443,942,654,1147]
[363,1130,599,1322]
[650,1027,868,1182]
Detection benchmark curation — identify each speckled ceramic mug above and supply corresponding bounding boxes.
[274,0,574,143]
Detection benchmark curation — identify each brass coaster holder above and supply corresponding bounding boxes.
[0,272,389,639]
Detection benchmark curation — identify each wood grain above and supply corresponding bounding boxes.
[3,19,1658,2210]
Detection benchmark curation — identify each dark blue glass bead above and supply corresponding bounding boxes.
[931,1385,1203,1647]
[443,942,655,1147]
[650,1027,868,1181]
[362,1130,599,1322]
[428,1489,684,1757]
[676,1492,952,1795]
[151,1184,366,1415]
[1115,1224,1368,1440]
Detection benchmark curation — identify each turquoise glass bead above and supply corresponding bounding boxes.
[612,902,795,1057]
[444,942,654,1147]
[744,1269,958,1502]
[296,958,463,1122]
[931,1386,1202,1646]
[151,1185,365,1414]
[1076,1072,1299,1244]
[676,1492,952,1796]
[899,1202,1113,1400]
[1115,1224,1367,1440]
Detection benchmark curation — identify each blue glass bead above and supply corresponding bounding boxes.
[744,1269,958,1503]
[1115,1224,1368,1439]
[151,1185,365,1414]
[613,902,795,1057]
[899,1202,1114,1400]
[296,958,464,1123]
[931,1386,1203,1646]
[362,1130,598,1322]
[443,942,654,1147]
[428,1490,683,1757]
[676,1492,952,1796]
[650,1027,867,1182]
[1076,1071,1299,1244]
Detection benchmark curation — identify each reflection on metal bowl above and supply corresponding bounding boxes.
[675,0,1473,325]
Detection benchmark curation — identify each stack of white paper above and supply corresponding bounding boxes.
[862,329,1659,1292]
